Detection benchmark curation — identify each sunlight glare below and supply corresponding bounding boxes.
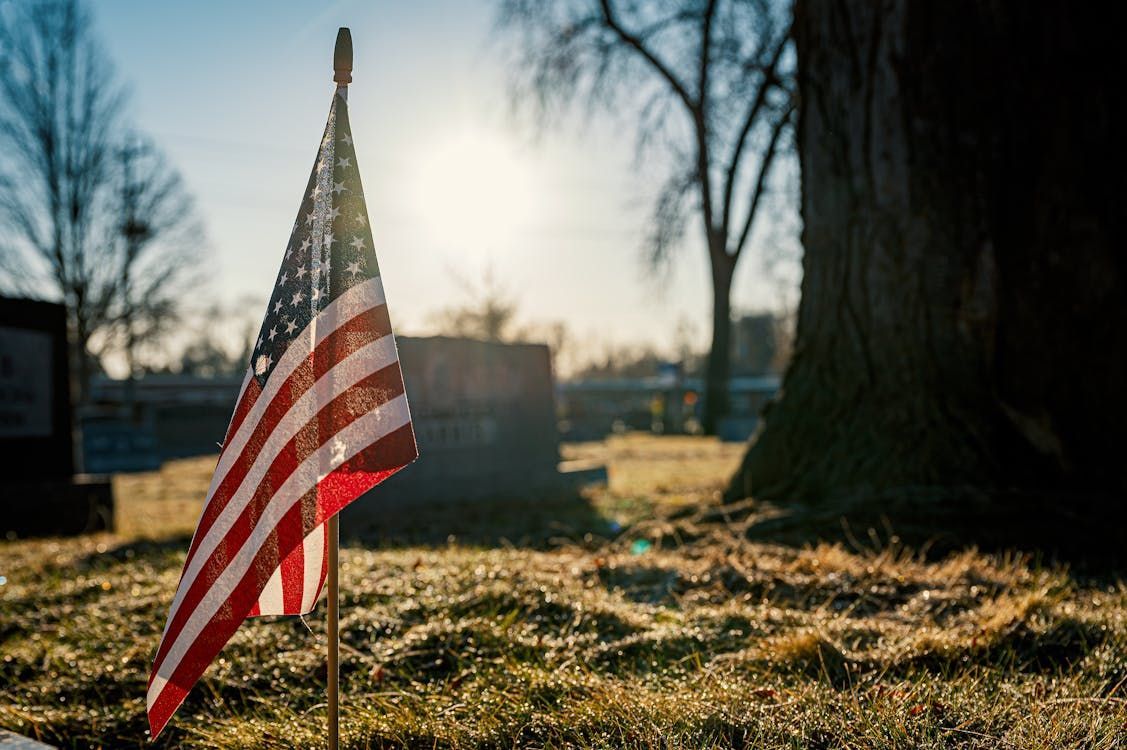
[410,130,537,256]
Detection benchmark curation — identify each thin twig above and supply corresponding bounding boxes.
[939,726,1025,749]
[1039,696,1127,707]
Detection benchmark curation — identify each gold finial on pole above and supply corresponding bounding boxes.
[334,27,353,85]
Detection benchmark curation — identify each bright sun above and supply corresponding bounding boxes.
[410,130,536,255]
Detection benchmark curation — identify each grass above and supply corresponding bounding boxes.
[1,434,1125,749]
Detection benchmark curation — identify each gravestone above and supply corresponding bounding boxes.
[344,335,604,533]
[83,373,243,471]
[0,296,113,537]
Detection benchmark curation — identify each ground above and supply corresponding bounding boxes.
[1,435,1125,749]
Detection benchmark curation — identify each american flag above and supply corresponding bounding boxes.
[146,87,418,736]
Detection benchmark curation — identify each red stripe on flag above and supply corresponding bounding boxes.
[277,512,305,613]
[147,497,300,737]
[315,422,418,521]
[223,373,261,449]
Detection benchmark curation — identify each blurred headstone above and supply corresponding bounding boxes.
[0,299,72,477]
[0,296,113,537]
[84,373,243,468]
[81,419,162,474]
[345,336,604,531]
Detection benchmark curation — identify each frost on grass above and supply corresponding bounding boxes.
[1,436,1125,749]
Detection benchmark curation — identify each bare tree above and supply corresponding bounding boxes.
[427,269,521,343]
[572,342,666,380]
[177,299,257,379]
[427,267,578,375]
[113,137,205,379]
[0,0,203,402]
[496,0,795,433]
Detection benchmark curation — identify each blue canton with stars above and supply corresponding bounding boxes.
[250,91,381,386]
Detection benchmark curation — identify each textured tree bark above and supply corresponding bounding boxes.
[729,1,1126,518]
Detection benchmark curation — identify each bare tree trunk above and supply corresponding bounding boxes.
[702,251,734,435]
[729,1,1126,516]
[72,292,91,408]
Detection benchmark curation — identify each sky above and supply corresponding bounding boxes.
[92,0,798,371]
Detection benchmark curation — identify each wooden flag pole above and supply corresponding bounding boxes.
[328,29,351,750]
[327,514,340,750]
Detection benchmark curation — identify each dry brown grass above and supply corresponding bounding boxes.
[111,455,217,539]
[2,434,1125,749]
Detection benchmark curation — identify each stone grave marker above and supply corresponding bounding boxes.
[0,296,113,536]
[344,335,604,533]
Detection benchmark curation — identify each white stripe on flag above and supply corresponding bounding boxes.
[257,565,284,614]
[300,524,326,613]
[148,394,411,711]
[252,522,326,616]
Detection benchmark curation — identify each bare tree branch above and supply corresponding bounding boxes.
[494,0,798,433]
[647,165,698,271]
[730,99,794,259]
[720,25,792,239]
[597,0,698,114]
[695,0,719,236]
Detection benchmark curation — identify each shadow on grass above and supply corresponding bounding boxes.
[884,615,1111,679]
[73,487,606,564]
[341,488,613,550]
[695,487,1127,573]
[594,558,938,617]
[76,534,194,569]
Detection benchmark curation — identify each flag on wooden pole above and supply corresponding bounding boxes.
[146,37,418,736]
